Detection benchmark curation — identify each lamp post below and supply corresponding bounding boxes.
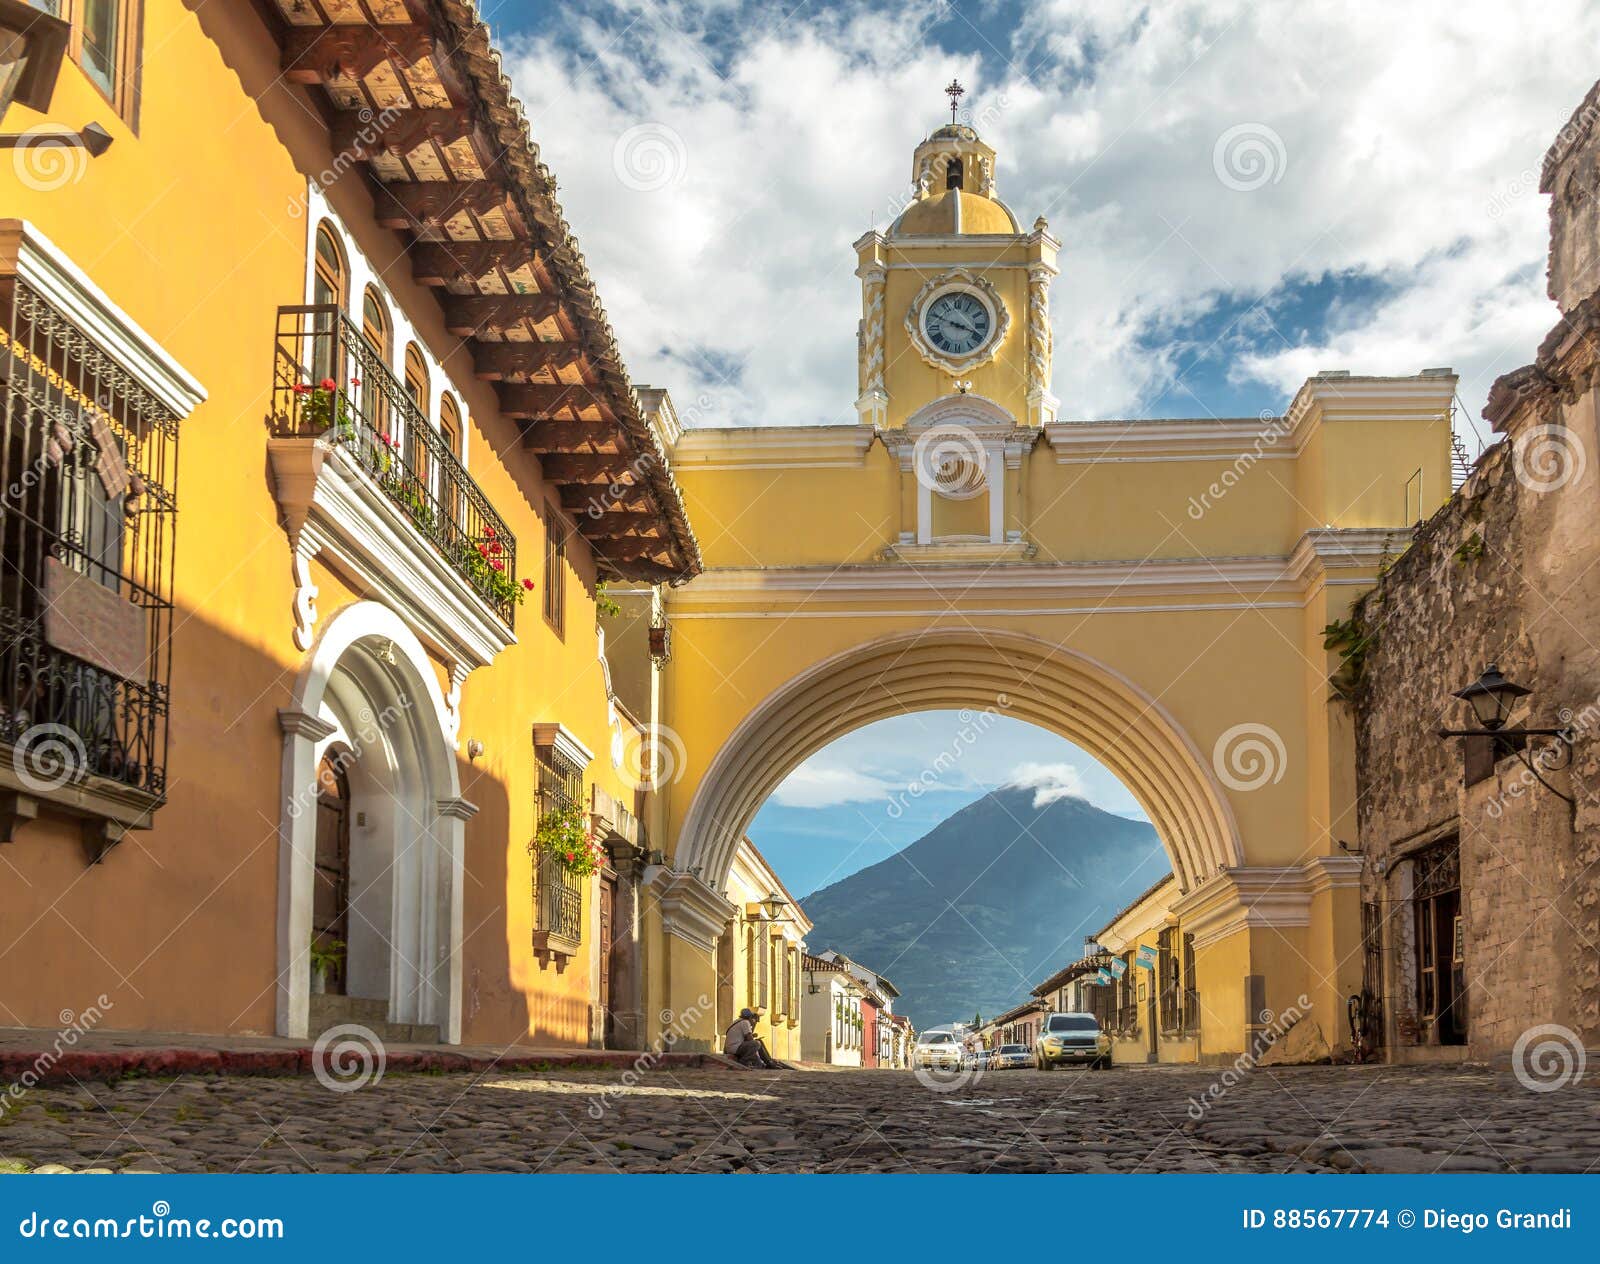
[1438,663,1573,804]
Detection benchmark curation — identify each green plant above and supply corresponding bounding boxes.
[1323,615,1377,699]
[455,533,528,611]
[531,800,604,876]
[309,936,346,978]
[1453,532,1485,565]
[595,580,622,619]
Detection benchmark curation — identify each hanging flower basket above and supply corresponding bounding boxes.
[531,800,605,877]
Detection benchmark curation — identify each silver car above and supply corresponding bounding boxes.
[992,1043,1032,1069]
[1034,1012,1112,1069]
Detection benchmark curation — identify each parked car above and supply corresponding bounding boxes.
[993,1043,1032,1069]
[913,1030,964,1070]
[1034,1012,1112,1069]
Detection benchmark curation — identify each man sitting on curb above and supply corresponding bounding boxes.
[724,1007,784,1069]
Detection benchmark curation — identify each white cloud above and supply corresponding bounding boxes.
[767,761,895,808]
[1007,761,1087,808]
[502,0,1600,433]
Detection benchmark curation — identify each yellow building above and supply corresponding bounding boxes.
[0,2,697,1048]
[643,107,1453,1064]
[715,837,810,1063]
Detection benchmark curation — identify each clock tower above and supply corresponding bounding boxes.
[853,106,1059,433]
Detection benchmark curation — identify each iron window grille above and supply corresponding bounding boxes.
[0,271,177,810]
[272,305,518,626]
[533,745,584,944]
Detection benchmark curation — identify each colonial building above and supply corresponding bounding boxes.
[1349,80,1600,1065]
[716,836,810,1064]
[0,3,696,1048]
[801,953,865,1067]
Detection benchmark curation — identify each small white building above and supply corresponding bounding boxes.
[801,954,864,1066]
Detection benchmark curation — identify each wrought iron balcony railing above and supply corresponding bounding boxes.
[535,854,584,944]
[272,305,518,625]
[0,273,177,810]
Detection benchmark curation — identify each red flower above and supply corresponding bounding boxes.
[521,577,535,591]
[319,377,337,392]
[351,376,362,387]
[490,560,505,571]
[565,851,574,862]
[488,540,501,555]
[478,543,490,557]
[292,382,311,395]
[484,525,496,539]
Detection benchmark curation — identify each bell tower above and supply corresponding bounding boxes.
[853,88,1059,432]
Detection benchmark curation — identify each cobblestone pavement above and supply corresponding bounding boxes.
[1,1064,1598,1174]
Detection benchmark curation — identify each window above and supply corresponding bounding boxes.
[310,224,347,387]
[402,343,430,489]
[945,156,963,190]
[1413,837,1465,1045]
[438,393,462,462]
[31,0,141,121]
[0,248,179,813]
[531,743,584,946]
[543,504,566,635]
[359,287,390,435]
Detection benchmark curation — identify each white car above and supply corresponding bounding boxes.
[913,1030,963,1070]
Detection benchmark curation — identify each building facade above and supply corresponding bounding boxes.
[1349,80,1600,1065]
[0,2,696,1049]
[801,954,864,1067]
[716,836,810,1063]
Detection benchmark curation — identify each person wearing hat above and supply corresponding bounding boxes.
[724,1007,782,1068]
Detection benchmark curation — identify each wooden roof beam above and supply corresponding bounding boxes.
[539,455,642,484]
[411,239,540,286]
[593,537,673,562]
[373,180,513,230]
[446,294,563,338]
[560,484,653,514]
[331,107,477,160]
[577,512,666,539]
[521,423,622,455]
[282,25,435,86]
[483,363,598,398]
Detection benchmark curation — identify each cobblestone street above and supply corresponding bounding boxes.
[2,1064,1597,1175]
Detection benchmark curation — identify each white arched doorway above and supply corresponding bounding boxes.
[673,627,1245,898]
[276,602,476,1042]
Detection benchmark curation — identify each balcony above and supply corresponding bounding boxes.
[533,854,584,964]
[269,305,519,683]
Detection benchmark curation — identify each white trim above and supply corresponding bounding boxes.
[2,220,207,418]
[532,722,595,771]
[651,868,735,952]
[276,601,468,1043]
[674,425,877,469]
[268,439,516,680]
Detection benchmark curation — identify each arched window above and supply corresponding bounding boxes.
[403,343,429,415]
[436,392,464,527]
[360,287,391,434]
[438,392,462,463]
[311,224,347,386]
[945,156,963,191]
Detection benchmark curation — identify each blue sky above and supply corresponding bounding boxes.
[489,0,1594,451]
[745,712,1146,897]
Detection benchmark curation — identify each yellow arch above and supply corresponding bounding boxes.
[673,627,1244,894]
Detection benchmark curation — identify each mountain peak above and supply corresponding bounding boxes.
[801,782,1169,1029]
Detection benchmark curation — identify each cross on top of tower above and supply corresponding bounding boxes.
[944,78,965,125]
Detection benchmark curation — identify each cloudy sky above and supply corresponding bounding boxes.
[496,1,1598,890]
[498,0,1597,445]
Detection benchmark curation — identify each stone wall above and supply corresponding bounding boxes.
[1351,185,1600,1062]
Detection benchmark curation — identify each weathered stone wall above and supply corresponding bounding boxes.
[1352,330,1600,1062]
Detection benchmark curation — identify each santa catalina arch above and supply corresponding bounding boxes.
[643,118,1455,1061]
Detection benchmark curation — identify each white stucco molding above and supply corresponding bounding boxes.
[0,219,207,419]
[531,722,595,772]
[673,425,877,470]
[652,869,736,953]
[1171,857,1359,951]
[267,439,517,731]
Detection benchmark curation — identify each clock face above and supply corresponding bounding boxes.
[923,291,993,357]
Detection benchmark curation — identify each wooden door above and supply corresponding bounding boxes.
[1414,839,1466,1045]
[598,875,615,1045]
[312,751,351,995]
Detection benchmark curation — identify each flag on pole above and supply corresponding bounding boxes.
[1136,944,1158,971]
[1095,967,1113,985]
[1108,957,1127,979]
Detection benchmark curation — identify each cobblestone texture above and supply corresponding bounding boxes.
[2,1065,1598,1174]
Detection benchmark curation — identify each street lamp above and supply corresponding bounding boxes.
[759,891,789,921]
[1439,663,1573,804]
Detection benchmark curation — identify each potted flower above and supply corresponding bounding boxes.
[530,799,605,877]
[309,936,345,995]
